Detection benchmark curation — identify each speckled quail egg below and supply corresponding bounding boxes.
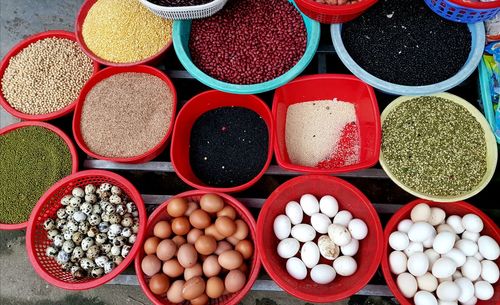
[47,229,60,240]
[121,217,133,228]
[131,222,139,234]
[100,191,111,201]
[71,247,84,261]
[69,196,81,208]
[62,240,75,254]
[72,187,85,198]
[128,234,137,244]
[85,194,97,204]
[57,251,70,264]
[46,246,58,258]
[85,184,96,195]
[80,258,95,270]
[91,267,104,278]
[61,195,72,206]
[126,202,136,213]
[66,220,78,233]
[78,222,90,233]
[92,204,102,215]
[101,213,110,222]
[87,226,98,238]
[61,262,73,272]
[112,236,126,247]
[109,214,121,225]
[100,244,112,255]
[56,219,67,230]
[80,202,93,215]
[95,233,107,245]
[98,222,109,233]
[115,204,126,216]
[73,211,87,223]
[121,245,131,258]
[111,186,122,195]
[63,229,73,241]
[99,200,109,209]
[56,208,67,219]
[110,245,121,257]
[103,261,115,274]
[43,219,56,231]
[72,232,84,245]
[88,214,101,226]
[113,256,124,266]
[71,266,86,279]
[86,245,100,259]
[121,227,132,238]
[105,204,116,215]
[100,183,112,192]
[81,237,94,251]
[53,234,65,247]
[65,205,76,217]
[109,224,122,236]
[109,194,122,205]
[95,256,109,268]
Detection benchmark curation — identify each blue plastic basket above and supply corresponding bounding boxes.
[172,0,320,94]
[330,22,485,96]
[478,57,500,143]
[424,0,500,23]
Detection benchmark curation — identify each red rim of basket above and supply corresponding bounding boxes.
[72,65,177,163]
[298,0,378,13]
[448,0,500,9]
[25,170,147,290]
[256,175,384,303]
[134,190,261,305]
[75,0,173,67]
[380,199,500,305]
[272,74,380,174]
[0,30,99,121]
[0,121,79,231]
[170,90,274,193]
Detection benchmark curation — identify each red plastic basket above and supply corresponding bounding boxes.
[295,0,378,23]
[0,121,79,231]
[75,0,173,67]
[381,199,500,305]
[0,30,99,121]
[72,65,177,163]
[134,190,261,305]
[170,90,273,193]
[256,175,384,303]
[272,74,381,174]
[26,170,147,290]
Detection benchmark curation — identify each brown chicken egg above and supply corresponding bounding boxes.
[217,205,237,220]
[189,209,211,229]
[226,236,240,246]
[238,263,249,274]
[141,254,162,277]
[184,263,203,281]
[205,224,225,241]
[215,216,236,237]
[200,193,224,213]
[156,239,177,261]
[162,258,184,278]
[167,280,185,303]
[218,250,243,270]
[203,255,222,277]
[232,219,249,240]
[235,240,254,259]
[177,243,198,268]
[191,293,209,305]
[172,217,191,235]
[144,236,161,255]
[153,221,172,239]
[187,228,204,244]
[149,273,170,295]
[185,201,199,217]
[195,235,217,255]
[167,197,189,217]
[206,276,225,299]
[225,270,246,293]
[182,276,206,300]
[172,235,187,247]
[215,241,233,255]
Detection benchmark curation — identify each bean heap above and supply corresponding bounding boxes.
[43,183,140,280]
[148,0,212,6]
[189,0,307,84]
[1,37,93,115]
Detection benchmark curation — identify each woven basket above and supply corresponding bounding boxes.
[139,0,228,20]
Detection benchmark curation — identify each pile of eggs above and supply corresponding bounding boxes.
[140,194,253,305]
[388,203,499,305]
[273,194,368,284]
[43,183,139,279]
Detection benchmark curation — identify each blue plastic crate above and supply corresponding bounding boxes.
[424,0,500,23]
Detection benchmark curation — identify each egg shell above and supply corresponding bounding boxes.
[416,272,438,292]
[474,281,494,300]
[191,293,209,305]
[408,252,429,277]
[310,213,331,234]
[455,277,475,303]
[341,238,359,256]
[232,219,249,240]
[411,203,431,222]
[455,239,478,257]
[187,228,204,244]
[452,270,462,280]
[433,231,456,254]
[216,205,236,220]
[328,224,351,246]
[318,235,340,260]
[429,207,446,226]
[425,249,441,269]
[291,224,316,243]
[182,276,205,300]
[300,194,319,216]
[144,236,161,255]
[199,193,224,213]
[438,300,457,305]
[215,241,232,255]
[153,221,172,239]
[156,239,177,261]
[162,258,184,278]
[235,240,253,259]
[348,218,368,240]
[277,238,300,259]
[172,217,191,235]
[285,201,303,225]
[477,235,499,260]
[437,224,456,234]
[177,244,198,268]
[408,222,435,243]
[389,251,407,275]
[432,257,457,278]
[301,241,320,269]
[311,264,336,284]
[273,215,291,240]
[397,219,414,234]
[149,273,170,295]
[443,248,466,267]
[286,257,307,280]
[397,272,418,298]
[480,260,499,284]
[389,231,410,251]
[333,256,357,276]
[195,235,217,255]
[167,280,185,303]
[447,216,465,234]
[185,201,199,217]
[461,257,481,281]
[141,255,161,276]
[462,231,480,242]
[404,242,424,257]
[184,264,203,281]
[167,198,189,218]
[319,195,339,218]
[437,281,460,302]
[224,269,246,293]
[206,277,224,299]
[215,216,237,237]
[332,210,353,226]
[189,210,211,230]
[462,296,478,305]
[462,214,484,233]
[414,291,438,305]
[202,255,221,277]
[172,235,187,247]
[218,250,243,270]
[423,235,435,248]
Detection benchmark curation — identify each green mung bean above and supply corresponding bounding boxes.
[0,126,72,224]
[382,96,487,197]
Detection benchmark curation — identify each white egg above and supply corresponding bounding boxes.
[277,238,300,259]
[461,296,478,305]
[432,258,457,278]
[437,224,456,234]
[397,272,418,298]
[423,235,435,248]
[411,203,431,222]
[332,210,353,226]
[301,241,320,269]
[480,260,499,284]
[310,213,331,234]
[397,219,414,233]
[404,242,424,257]
[429,207,446,226]
[462,214,483,233]
[474,281,494,300]
[433,231,456,254]
[274,214,291,240]
[437,281,460,302]
[455,277,475,303]
[461,257,481,281]
[319,195,338,218]
[291,224,316,242]
[425,249,441,269]
[286,257,307,280]
[462,231,480,242]
[438,301,457,305]
[389,251,407,275]
[447,216,465,234]
[455,239,478,257]
[417,272,438,292]
[439,276,453,283]
[477,235,499,260]
[328,224,351,246]
[348,218,368,240]
[443,248,466,267]
[474,252,483,261]
[408,252,429,277]
[414,290,438,305]
[285,201,303,225]
[300,194,319,216]
[341,238,359,256]
[333,256,357,276]
[408,222,435,243]
[452,270,462,280]
[310,264,336,284]
[389,231,410,251]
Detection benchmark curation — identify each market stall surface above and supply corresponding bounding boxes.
[0,1,498,305]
